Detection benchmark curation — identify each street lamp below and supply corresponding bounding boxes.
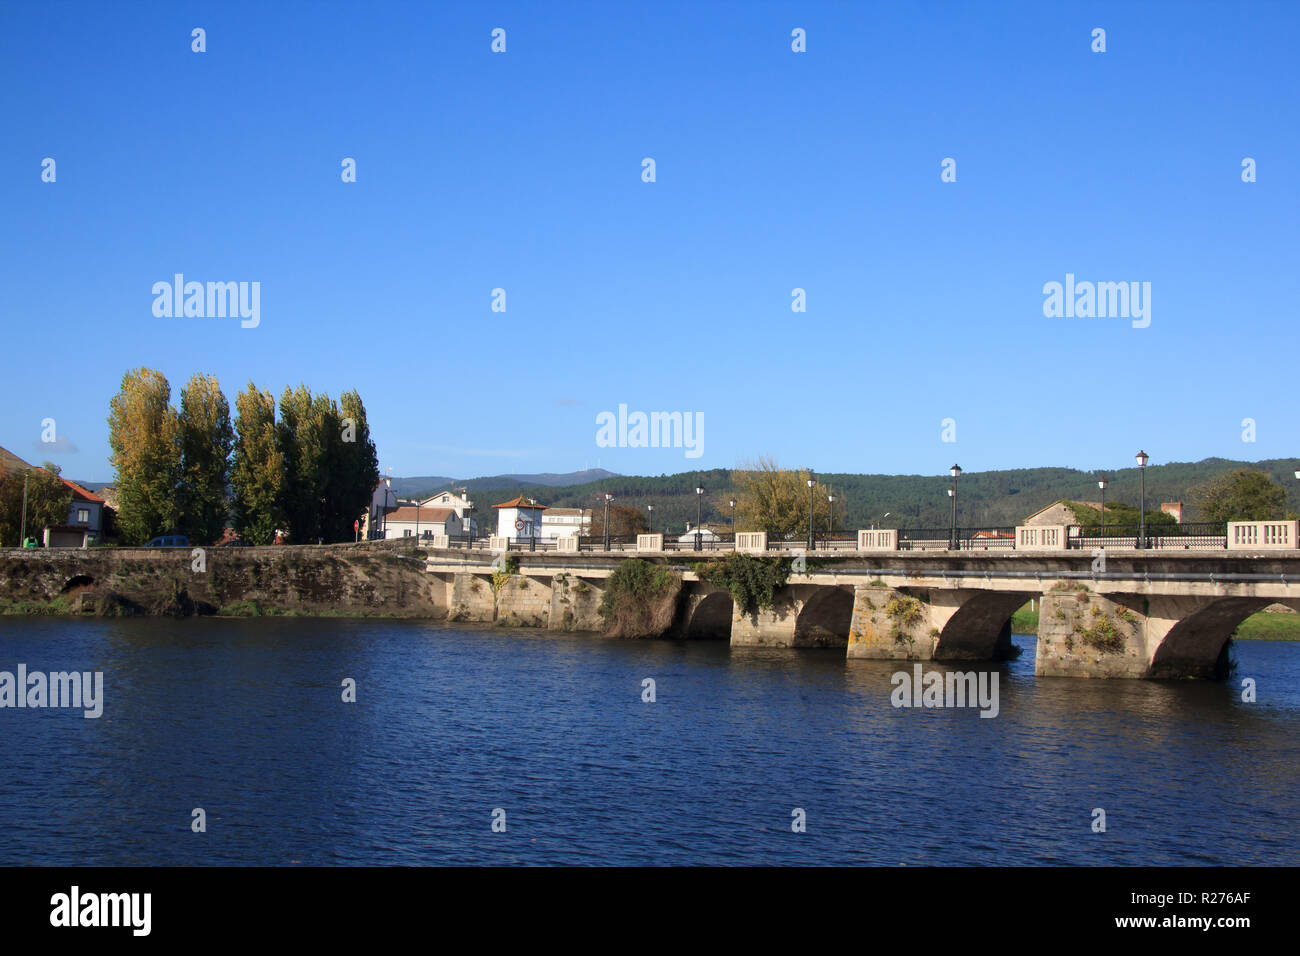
[1135,450,1149,549]
[807,475,817,551]
[949,464,962,550]
[1097,475,1108,540]
[695,486,704,551]
[729,498,736,535]
[827,492,835,536]
[603,493,613,551]
[647,503,654,534]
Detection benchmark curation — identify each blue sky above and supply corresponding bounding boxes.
[3,1,1297,483]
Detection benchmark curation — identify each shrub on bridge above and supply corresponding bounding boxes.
[598,559,682,638]
[694,553,791,617]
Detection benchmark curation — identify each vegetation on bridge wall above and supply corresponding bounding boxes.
[693,553,791,617]
[597,559,682,638]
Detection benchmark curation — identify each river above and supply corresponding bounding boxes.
[0,617,1296,865]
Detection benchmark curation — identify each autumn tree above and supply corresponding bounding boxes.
[176,373,234,545]
[588,503,649,537]
[732,457,828,537]
[230,384,285,545]
[107,368,183,544]
[1194,468,1291,523]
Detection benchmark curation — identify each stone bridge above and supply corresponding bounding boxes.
[423,548,1300,680]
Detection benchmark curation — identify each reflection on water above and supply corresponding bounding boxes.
[0,617,1296,865]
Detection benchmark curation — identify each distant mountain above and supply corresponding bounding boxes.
[390,469,619,498]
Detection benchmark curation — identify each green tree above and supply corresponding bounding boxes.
[230,384,285,545]
[332,389,380,541]
[107,368,182,544]
[177,373,234,545]
[1194,468,1289,522]
[0,464,73,546]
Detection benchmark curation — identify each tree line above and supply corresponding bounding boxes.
[107,368,379,545]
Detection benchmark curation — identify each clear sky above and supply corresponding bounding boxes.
[3,1,1297,483]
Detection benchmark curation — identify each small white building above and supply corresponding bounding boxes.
[382,506,463,540]
[361,477,400,539]
[676,523,720,543]
[418,489,477,535]
[494,495,547,538]
[539,507,589,539]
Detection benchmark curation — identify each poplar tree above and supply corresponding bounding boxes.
[230,384,285,545]
[177,373,234,545]
[334,389,380,541]
[107,368,183,544]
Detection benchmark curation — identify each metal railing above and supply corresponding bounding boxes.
[426,523,1234,555]
[897,527,1016,551]
[1068,522,1227,551]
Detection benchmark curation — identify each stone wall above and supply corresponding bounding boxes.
[0,544,442,618]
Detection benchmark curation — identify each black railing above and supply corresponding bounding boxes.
[1068,522,1227,550]
[897,527,1016,551]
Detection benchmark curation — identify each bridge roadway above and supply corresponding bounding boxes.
[422,548,1300,680]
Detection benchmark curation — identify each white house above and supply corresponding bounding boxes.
[538,507,589,539]
[362,477,400,539]
[676,523,720,543]
[418,489,477,535]
[382,506,463,540]
[493,495,547,538]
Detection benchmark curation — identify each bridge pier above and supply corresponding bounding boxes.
[847,585,939,660]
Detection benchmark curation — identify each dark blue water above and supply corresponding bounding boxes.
[0,617,1296,865]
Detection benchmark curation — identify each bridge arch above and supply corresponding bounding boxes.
[794,586,853,647]
[933,590,1036,661]
[1148,597,1300,679]
[686,591,733,640]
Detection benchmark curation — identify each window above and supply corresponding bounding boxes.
[76,508,90,523]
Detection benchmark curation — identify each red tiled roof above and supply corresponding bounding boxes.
[55,475,104,504]
[492,495,548,510]
[385,506,456,523]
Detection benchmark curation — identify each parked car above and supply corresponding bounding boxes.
[144,535,190,548]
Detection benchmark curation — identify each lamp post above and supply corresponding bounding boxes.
[949,464,962,551]
[806,475,817,551]
[695,486,704,551]
[1097,476,1108,541]
[603,493,613,551]
[827,492,835,537]
[647,503,654,534]
[1135,450,1149,549]
[729,498,736,535]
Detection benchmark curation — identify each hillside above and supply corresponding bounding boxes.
[448,458,1300,536]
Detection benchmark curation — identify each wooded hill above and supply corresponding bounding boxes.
[414,458,1300,536]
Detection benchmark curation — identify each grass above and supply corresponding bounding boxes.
[1010,604,1039,633]
[1234,612,1300,641]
